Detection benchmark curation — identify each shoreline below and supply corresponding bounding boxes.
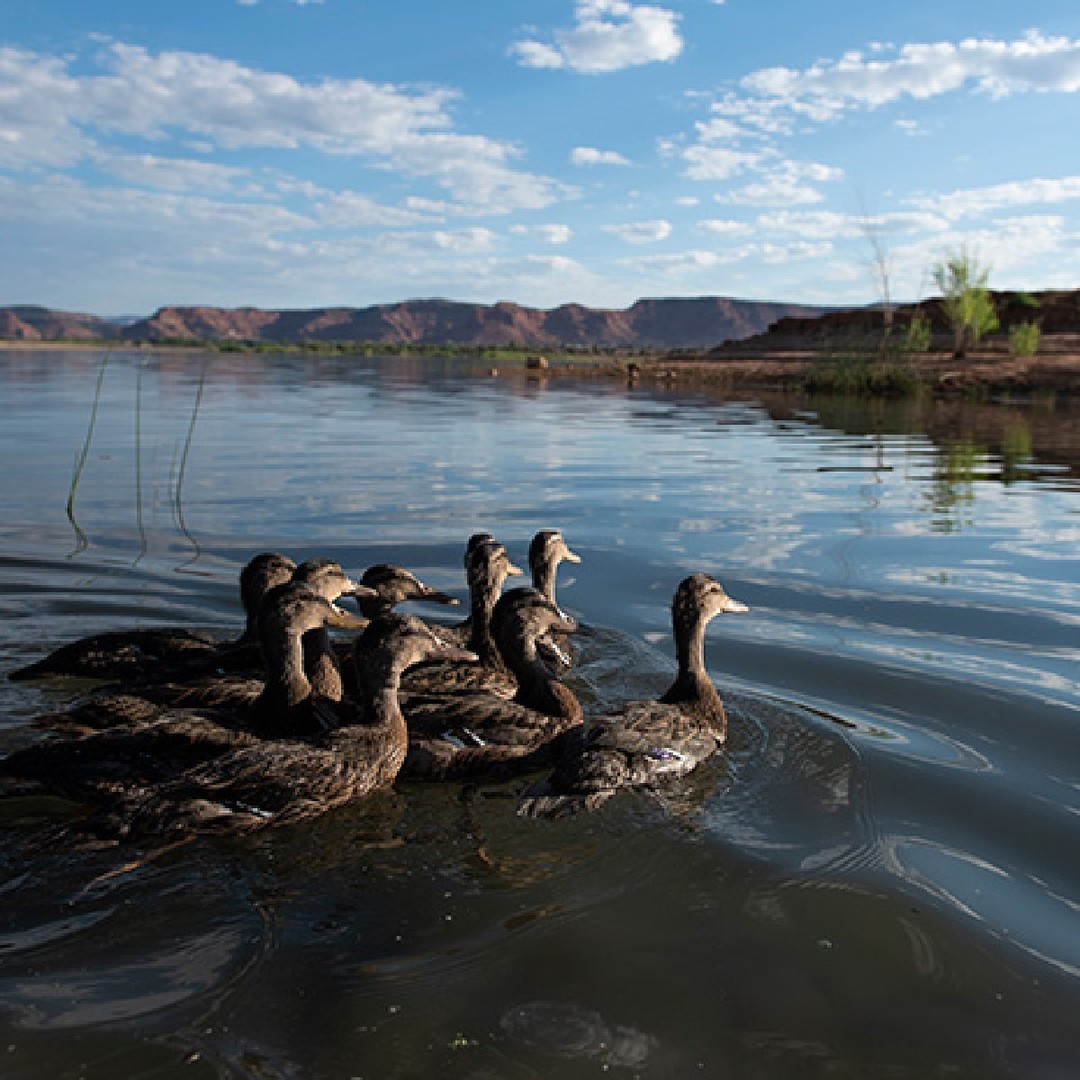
[4,338,1080,399]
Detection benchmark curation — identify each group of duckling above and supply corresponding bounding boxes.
[3,530,748,843]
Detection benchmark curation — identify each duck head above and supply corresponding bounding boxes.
[673,573,748,633]
[467,540,524,595]
[354,613,479,688]
[491,586,579,668]
[528,529,581,575]
[359,564,459,617]
[290,557,379,607]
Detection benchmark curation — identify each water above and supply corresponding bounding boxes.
[1,348,1079,1078]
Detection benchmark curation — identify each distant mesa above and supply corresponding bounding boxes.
[8,292,1078,352]
[0,297,837,350]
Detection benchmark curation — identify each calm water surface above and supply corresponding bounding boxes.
[1,348,1079,1078]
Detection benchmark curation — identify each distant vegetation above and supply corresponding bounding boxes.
[932,246,999,358]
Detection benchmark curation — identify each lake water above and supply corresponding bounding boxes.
[1,348,1079,1078]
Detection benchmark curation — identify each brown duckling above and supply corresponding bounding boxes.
[529,528,581,671]
[7,551,298,683]
[97,615,478,840]
[529,529,581,606]
[518,574,747,818]
[401,538,524,696]
[357,564,460,619]
[32,562,373,737]
[1,590,369,801]
[402,587,582,780]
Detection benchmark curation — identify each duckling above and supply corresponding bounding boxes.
[1,590,369,801]
[421,532,498,646]
[518,574,747,818]
[402,587,583,780]
[272,559,376,707]
[529,528,581,671]
[529,529,581,606]
[31,562,374,737]
[96,615,478,840]
[356,564,459,619]
[331,563,461,685]
[7,551,298,683]
[401,538,524,696]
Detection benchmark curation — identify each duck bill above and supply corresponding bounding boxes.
[418,588,459,607]
[562,546,582,564]
[722,596,749,614]
[506,561,526,577]
[326,603,370,630]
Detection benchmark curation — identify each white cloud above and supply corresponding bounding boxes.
[694,116,741,141]
[0,43,566,214]
[714,159,843,206]
[682,145,762,181]
[906,176,1080,220]
[512,223,574,244]
[697,218,752,236]
[97,153,254,194]
[738,31,1080,125]
[432,227,498,253]
[755,208,946,240]
[570,146,631,166]
[604,219,672,243]
[510,1,682,74]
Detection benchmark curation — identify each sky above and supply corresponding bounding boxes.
[3,1,1080,315]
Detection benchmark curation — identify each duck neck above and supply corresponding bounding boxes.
[347,668,408,763]
[512,647,582,721]
[302,627,343,702]
[531,561,557,604]
[660,612,723,722]
[467,580,502,666]
[263,628,312,708]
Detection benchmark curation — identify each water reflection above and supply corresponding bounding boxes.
[3,349,1080,1078]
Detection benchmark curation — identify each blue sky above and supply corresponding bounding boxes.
[3,1,1080,314]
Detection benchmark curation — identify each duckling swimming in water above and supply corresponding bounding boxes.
[518,574,747,818]
[402,587,582,780]
[7,551,299,683]
[529,529,581,607]
[529,528,581,671]
[1,589,368,801]
[401,538,524,696]
[90,615,477,840]
[31,561,374,737]
[356,564,459,619]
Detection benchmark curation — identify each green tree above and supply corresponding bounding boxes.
[931,247,999,357]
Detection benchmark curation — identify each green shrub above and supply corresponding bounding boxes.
[901,312,932,353]
[1008,321,1040,358]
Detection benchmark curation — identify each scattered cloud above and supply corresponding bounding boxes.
[511,1,683,74]
[0,43,566,214]
[714,160,843,206]
[512,223,574,244]
[432,227,498,253]
[906,176,1080,220]
[682,145,762,181]
[604,219,672,243]
[697,218,752,236]
[97,153,255,195]
[570,146,631,166]
[726,31,1080,130]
